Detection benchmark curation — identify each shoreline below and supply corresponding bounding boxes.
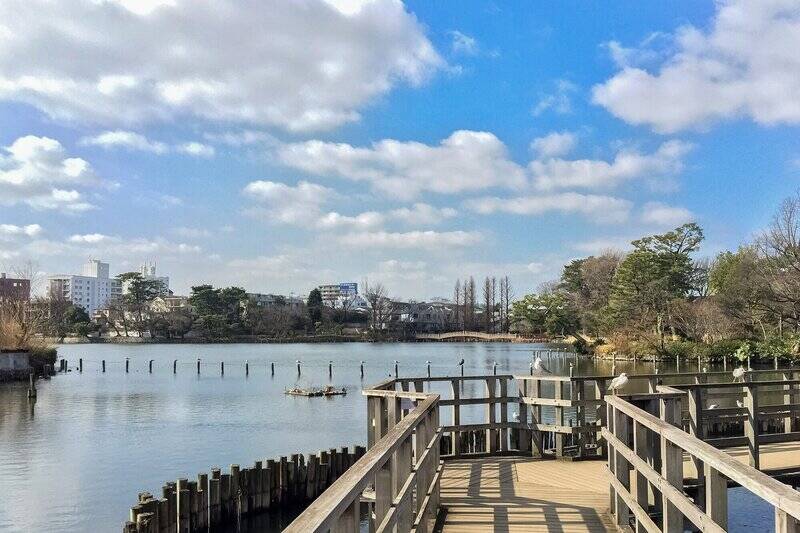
[50,335,560,345]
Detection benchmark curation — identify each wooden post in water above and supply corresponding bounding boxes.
[271,362,274,376]
[148,360,153,373]
[394,361,398,378]
[79,358,83,372]
[360,361,364,378]
[197,359,201,374]
[27,373,36,398]
[176,479,189,533]
[329,361,332,378]
[102,360,106,372]
[220,361,224,376]
[296,361,301,375]
[125,358,129,373]
[245,360,249,376]
[427,361,431,377]
[173,360,176,374]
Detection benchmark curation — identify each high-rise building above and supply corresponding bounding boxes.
[48,259,122,316]
[318,282,358,304]
[121,262,170,294]
[0,273,30,301]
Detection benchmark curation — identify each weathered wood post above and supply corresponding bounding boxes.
[176,479,189,533]
[102,359,106,372]
[148,360,153,373]
[209,474,221,527]
[27,373,36,398]
[329,360,332,378]
[660,395,684,533]
[79,358,83,372]
[296,361,301,375]
[394,360,399,378]
[245,360,249,376]
[270,362,274,376]
[220,361,224,376]
[744,381,760,469]
[125,358,129,373]
[360,361,364,378]
[230,464,241,520]
[427,361,430,377]
[705,464,728,530]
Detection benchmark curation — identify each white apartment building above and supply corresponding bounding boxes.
[318,282,358,305]
[122,263,170,294]
[48,259,122,316]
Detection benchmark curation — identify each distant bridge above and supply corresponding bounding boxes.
[414,331,549,342]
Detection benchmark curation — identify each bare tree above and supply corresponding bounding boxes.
[363,280,393,332]
[466,276,476,330]
[453,279,462,330]
[499,276,513,332]
[483,277,492,332]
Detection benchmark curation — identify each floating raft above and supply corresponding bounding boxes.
[285,386,347,397]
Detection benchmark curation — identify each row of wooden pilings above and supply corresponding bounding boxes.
[123,445,366,533]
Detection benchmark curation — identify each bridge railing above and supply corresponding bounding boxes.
[605,387,800,532]
[284,382,442,533]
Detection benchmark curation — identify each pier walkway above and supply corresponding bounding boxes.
[279,369,800,533]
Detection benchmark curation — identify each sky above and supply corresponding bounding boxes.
[1,0,799,299]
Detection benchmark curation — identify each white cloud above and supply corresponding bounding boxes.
[0,135,98,212]
[530,140,692,190]
[449,30,478,55]
[641,201,694,227]
[277,130,526,199]
[177,142,215,158]
[203,130,276,147]
[338,230,482,249]
[388,203,457,225]
[243,180,335,225]
[0,0,442,132]
[0,224,42,239]
[465,192,631,223]
[316,211,385,230]
[571,237,634,255]
[530,132,576,158]
[80,131,214,157]
[593,1,800,132]
[68,233,110,243]
[80,130,168,153]
[171,227,212,239]
[532,79,577,116]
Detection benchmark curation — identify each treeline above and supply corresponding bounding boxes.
[514,192,800,362]
[452,276,513,332]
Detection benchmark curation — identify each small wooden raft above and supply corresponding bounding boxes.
[123,445,365,533]
[285,385,347,397]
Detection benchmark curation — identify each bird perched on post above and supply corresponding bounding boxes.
[732,367,746,382]
[736,400,744,408]
[458,358,464,367]
[532,356,550,375]
[608,373,629,393]
[708,404,719,410]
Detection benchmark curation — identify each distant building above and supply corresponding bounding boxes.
[122,263,169,294]
[0,273,30,301]
[318,282,358,305]
[247,293,304,313]
[150,295,191,313]
[48,259,122,315]
[391,301,456,333]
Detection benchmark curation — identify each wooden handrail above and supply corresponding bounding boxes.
[284,394,440,533]
[606,394,800,522]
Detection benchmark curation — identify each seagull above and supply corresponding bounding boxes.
[732,367,746,382]
[608,373,629,393]
[512,411,520,421]
[458,358,464,366]
[736,400,744,408]
[708,404,719,410]
[532,356,551,375]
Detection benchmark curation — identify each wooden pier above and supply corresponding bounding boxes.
[280,368,800,533]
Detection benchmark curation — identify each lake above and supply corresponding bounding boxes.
[0,342,776,532]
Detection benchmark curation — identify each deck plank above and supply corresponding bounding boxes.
[438,457,615,532]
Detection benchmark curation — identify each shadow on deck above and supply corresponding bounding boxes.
[437,457,614,533]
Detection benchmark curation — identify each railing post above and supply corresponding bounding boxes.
[374,460,392,529]
[332,498,359,533]
[688,385,706,511]
[595,379,608,458]
[518,379,531,453]
[573,378,586,457]
[367,395,377,449]
[607,401,617,518]
[660,396,683,533]
[633,420,650,533]
[485,377,498,454]
[776,508,800,533]
[450,379,461,457]
[744,382,760,469]
[554,380,564,457]
[612,407,631,529]
[499,378,509,452]
[531,378,545,458]
[704,464,728,530]
[783,372,797,433]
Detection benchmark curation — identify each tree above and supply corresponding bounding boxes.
[510,292,579,336]
[188,284,247,339]
[709,248,773,338]
[559,253,621,335]
[363,281,393,332]
[307,288,323,327]
[453,279,462,330]
[117,272,167,336]
[499,276,513,333]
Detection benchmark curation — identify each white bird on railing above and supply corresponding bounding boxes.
[732,367,746,382]
[512,411,520,421]
[736,400,744,408]
[607,373,629,393]
[532,356,550,375]
[708,404,719,410]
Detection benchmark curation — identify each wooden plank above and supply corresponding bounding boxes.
[705,464,728,531]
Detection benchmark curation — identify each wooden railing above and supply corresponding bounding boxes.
[284,381,441,533]
[605,387,800,532]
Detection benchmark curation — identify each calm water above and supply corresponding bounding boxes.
[0,342,777,532]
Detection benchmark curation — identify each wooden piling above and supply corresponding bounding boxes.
[198,473,208,528]
[220,361,224,376]
[176,479,189,533]
[125,358,129,373]
[196,359,200,374]
[173,360,177,374]
[148,360,153,373]
[245,360,249,376]
[270,362,274,375]
[208,477,220,527]
[102,359,106,372]
[79,358,83,372]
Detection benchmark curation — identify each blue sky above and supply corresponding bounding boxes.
[1,0,798,299]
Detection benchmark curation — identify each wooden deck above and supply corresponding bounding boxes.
[438,457,615,532]
[436,444,800,533]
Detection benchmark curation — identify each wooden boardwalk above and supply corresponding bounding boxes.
[436,444,800,533]
[438,457,615,532]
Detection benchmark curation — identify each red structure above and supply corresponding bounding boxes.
[0,273,30,301]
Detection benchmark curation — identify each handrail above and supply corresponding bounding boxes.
[606,392,800,532]
[285,387,441,533]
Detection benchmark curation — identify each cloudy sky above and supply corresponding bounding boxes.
[1,0,799,299]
